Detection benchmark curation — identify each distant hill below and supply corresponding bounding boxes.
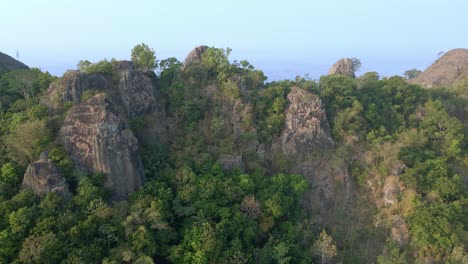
[0,51,29,74]
[413,48,468,88]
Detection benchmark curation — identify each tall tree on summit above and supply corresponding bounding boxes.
[131,43,157,71]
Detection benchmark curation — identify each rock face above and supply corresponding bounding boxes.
[183,45,208,67]
[274,87,334,157]
[413,48,468,88]
[59,94,145,199]
[118,70,158,118]
[382,176,400,207]
[44,71,109,108]
[0,51,29,74]
[391,215,410,247]
[271,87,350,215]
[328,58,355,78]
[21,152,71,199]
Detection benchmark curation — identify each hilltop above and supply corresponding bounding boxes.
[0,52,29,74]
[413,48,468,88]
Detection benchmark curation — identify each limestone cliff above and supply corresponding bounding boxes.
[21,152,71,199]
[59,94,145,199]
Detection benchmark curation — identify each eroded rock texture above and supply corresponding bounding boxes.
[44,71,109,109]
[59,94,145,199]
[117,69,158,118]
[183,45,208,67]
[21,152,71,199]
[328,58,355,78]
[274,87,333,156]
[271,87,351,215]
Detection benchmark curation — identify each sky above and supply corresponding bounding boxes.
[1,0,467,80]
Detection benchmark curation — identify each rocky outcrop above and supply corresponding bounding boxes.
[59,94,145,199]
[183,45,208,67]
[21,152,71,199]
[412,48,468,88]
[382,176,400,207]
[274,87,333,158]
[0,51,29,74]
[391,215,410,247]
[271,87,350,215]
[328,58,355,78]
[117,70,158,118]
[44,71,109,108]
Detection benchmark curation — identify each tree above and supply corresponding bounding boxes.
[6,119,52,165]
[131,43,157,71]
[403,69,422,80]
[350,57,362,72]
[3,69,38,99]
[18,233,63,264]
[312,230,337,264]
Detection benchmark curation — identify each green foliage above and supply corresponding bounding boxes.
[77,58,114,74]
[0,46,467,264]
[81,90,101,101]
[350,57,362,72]
[5,119,52,166]
[131,43,157,71]
[403,68,422,80]
[77,59,117,75]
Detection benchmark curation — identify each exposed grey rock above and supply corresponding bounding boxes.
[183,45,208,67]
[391,215,410,247]
[21,152,71,199]
[117,70,157,118]
[115,60,135,70]
[270,87,351,216]
[59,94,145,200]
[46,71,89,104]
[274,87,334,158]
[382,176,400,207]
[328,58,355,78]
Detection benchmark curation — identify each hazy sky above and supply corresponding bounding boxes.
[2,0,467,80]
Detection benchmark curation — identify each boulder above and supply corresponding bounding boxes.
[59,94,145,199]
[183,45,208,67]
[21,152,71,199]
[328,58,355,78]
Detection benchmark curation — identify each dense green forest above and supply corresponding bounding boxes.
[0,45,466,263]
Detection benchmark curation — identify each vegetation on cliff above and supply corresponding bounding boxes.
[0,45,466,263]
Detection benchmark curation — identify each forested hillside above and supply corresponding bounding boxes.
[0,45,466,263]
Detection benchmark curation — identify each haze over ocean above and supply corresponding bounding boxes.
[2,0,467,80]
